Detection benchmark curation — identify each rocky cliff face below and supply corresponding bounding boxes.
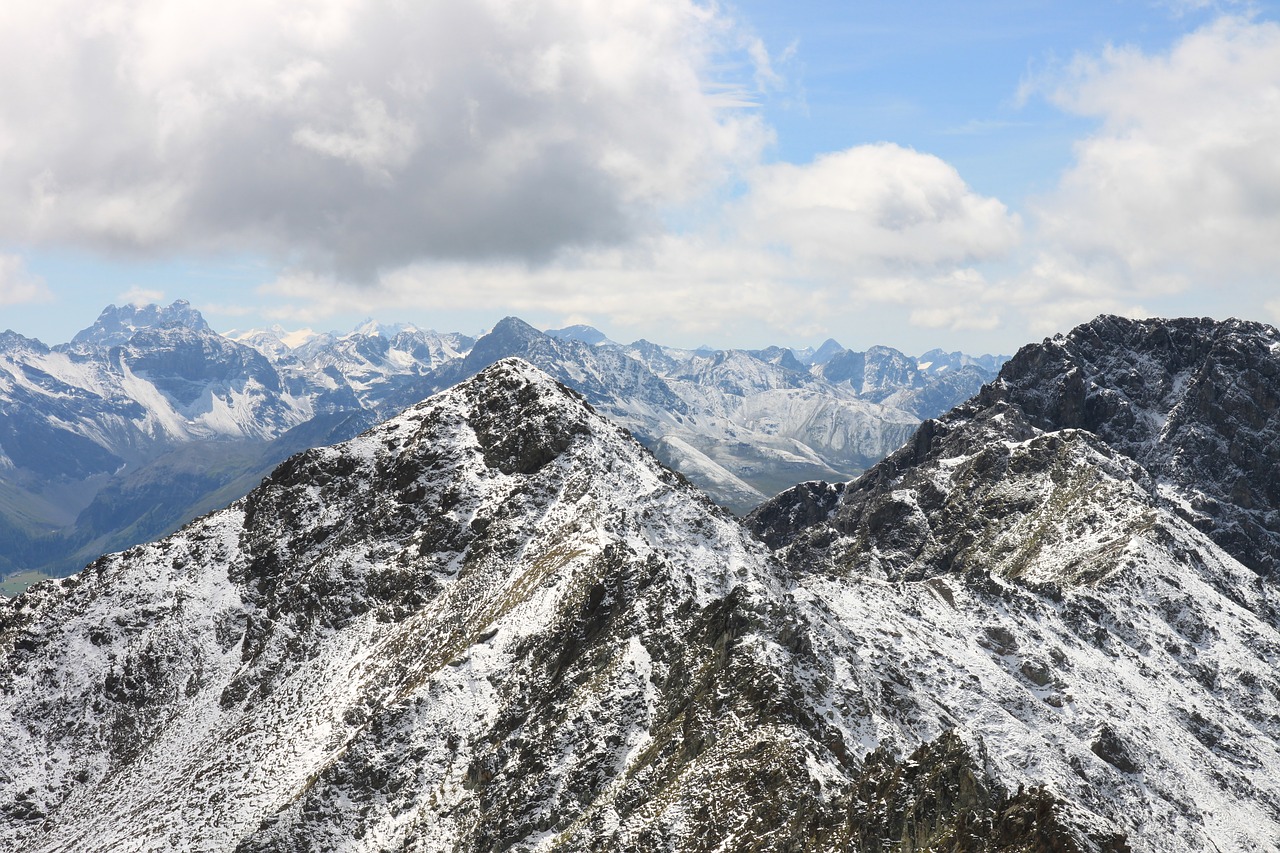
[749,316,1280,850]
[4,342,1279,851]
[987,315,1280,577]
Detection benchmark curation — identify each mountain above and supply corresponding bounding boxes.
[281,325,474,418]
[0,360,826,851]
[4,341,1277,850]
[1,304,1002,587]
[749,315,1280,848]
[0,304,344,582]
[792,337,846,366]
[916,347,1006,376]
[421,318,1000,511]
[69,300,211,348]
[226,325,321,360]
[544,323,615,346]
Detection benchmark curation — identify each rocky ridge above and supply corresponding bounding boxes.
[3,336,1279,850]
[2,359,887,852]
[750,315,1280,849]
[1,304,1001,584]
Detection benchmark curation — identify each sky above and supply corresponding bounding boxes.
[2,0,1280,355]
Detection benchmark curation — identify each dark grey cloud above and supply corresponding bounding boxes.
[0,1,766,276]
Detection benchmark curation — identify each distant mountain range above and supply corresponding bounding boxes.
[0,301,1004,586]
[3,315,1279,850]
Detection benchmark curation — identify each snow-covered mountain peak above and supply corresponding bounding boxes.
[746,315,1280,848]
[0,297,1006,580]
[794,337,845,366]
[345,318,421,339]
[227,325,322,355]
[0,329,50,357]
[70,299,211,348]
[1,355,794,851]
[544,323,615,346]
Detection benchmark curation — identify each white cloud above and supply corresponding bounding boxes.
[738,144,1021,274]
[1031,17,1280,302]
[0,1,1028,346]
[0,254,49,307]
[39,1,1279,350]
[118,287,165,305]
[0,0,768,273]
[263,143,1022,340]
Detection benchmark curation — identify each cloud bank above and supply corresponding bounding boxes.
[0,255,48,307]
[5,4,1280,346]
[264,141,1020,338]
[0,0,766,273]
[1027,16,1280,321]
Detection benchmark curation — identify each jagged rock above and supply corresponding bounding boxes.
[981,315,1280,577]
[749,316,1280,850]
[70,299,211,348]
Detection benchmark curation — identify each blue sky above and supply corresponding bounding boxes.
[740,1,1242,196]
[2,0,1279,355]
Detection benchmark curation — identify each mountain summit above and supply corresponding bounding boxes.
[0,359,820,850]
[750,316,1280,848]
[70,299,212,348]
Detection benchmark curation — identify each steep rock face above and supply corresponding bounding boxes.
[0,332,145,478]
[818,346,924,402]
[880,364,995,419]
[780,450,1280,849]
[756,315,1280,578]
[749,316,1280,850]
[985,315,1280,576]
[675,348,809,396]
[118,326,292,430]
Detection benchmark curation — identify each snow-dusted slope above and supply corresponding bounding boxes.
[750,316,1280,850]
[761,412,1280,848]
[0,360,828,851]
[5,346,1279,851]
[989,315,1280,577]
